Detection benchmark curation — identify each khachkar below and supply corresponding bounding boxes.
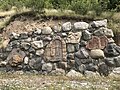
[0,19,120,76]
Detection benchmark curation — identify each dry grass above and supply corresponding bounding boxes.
[0,72,119,90]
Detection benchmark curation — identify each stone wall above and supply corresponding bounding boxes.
[0,19,120,76]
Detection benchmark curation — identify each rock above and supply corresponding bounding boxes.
[5,45,12,52]
[82,30,92,41]
[74,47,89,59]
[93,27,105,36]
[2,39,10,48]
[91,19,107,28]
[50,68,65,76]
[108,38,115,43]
[67,44,75,53]
[9,32,20,40]
[104,58,115,67]
[42,26,53,35]
[24,57,29,64]
[43,37,52,41]
[67,53,74,60]
[42,63,53,72]
[36,49,44,56]
[74,44,80,52]
[31,40,43,49]
[114,56,120,67]
[44,36,67,62]
[34,28,42,35]
[20,42,30,50]
[104,28,114,38]
[74,22,89,30]
[57,62,67,70]
[28,47,36,53]
[85,63,98,72]
[86,36,108,49]
[85,71,98,77]
[62,22,72,31]
[53,25,62,33]
[90,49,104,59]
[20,32,28,39]
[9,40,20,48]
[61,33,67,37]
[66,32,82,43]
[66,69,83,77]
[113,67,120,74]
[80,40,88,46]
[6,48,26,66]
[0,61,7,66]
[104,43,119,57]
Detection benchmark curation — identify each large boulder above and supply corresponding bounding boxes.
[90,49,104,59]
[74,22,89,30]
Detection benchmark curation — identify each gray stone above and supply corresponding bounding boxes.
[85,71,98,77]
[108,38,115,43]
[53,25,62,33]
[34,28,42,35]
[20,42,30,50]
[104,43,119,57]
[66,69,83,77]
[10,32,20,40]
[24,57,29,64]
[62,22,72,31]
[67,44,75,53]
[36,49,44,56]
[114,56,120,67]
[105,58,115,67]
[43,37,52,41]
[31,40,43,49]
[80,40,88,46]
[42,63,53,72]
[104,28,114,38]
[93,27,105,36]
[90,49,104,59]
[61,33,67,37]
[42,26,53,35]
[74,47,89,59]
[91,19,107,28]
[9,40,20,48]
[82,30,92,41]
[74,22,89,30]
[113,67,120,74]
[67,53,74,60]
[28,47,36,53]
[20,32,28,39]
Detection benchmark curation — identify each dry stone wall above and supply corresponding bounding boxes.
[0,19,120,76]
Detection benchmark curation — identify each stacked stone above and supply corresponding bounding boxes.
[0,19,120,76]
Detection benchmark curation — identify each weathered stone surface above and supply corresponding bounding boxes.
[82,30,92,41]
[20,42,30,50]
[67,44,75,53]
[67,53,74,60]
[31,40,43,49]
[66,69,83,77]
[24,56,29,64]
[74,22,89,30]
[74,47,89,59]
[62,22,72,31]
[104,58,115,67]
[80,40,87,46]
[20,32,28,39]
[91,19,107,28]
[42,26,53,35]
[28,47,36,53]
[66,32,82,43]
[113,67,120,74]
[44,36,66,62]
[104,28,114,38]
[6,49,25,66]
[86,36,108,49]
[90,49,104,59]
[10,32,19,40]
[34,28,42,35]
[43,37,52,41]
[93,27,105,36]
[2,39,10,48]
[108,38,115,43]
[57,62,67,70]
[36,49,44,56]
[42,63,53,72]
[53,25,62,33]
[104,43,119,57]
[114,56,120,67]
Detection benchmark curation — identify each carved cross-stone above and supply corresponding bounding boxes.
[44,36,66,62]
[86,36,108,49]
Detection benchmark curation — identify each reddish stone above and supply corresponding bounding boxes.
[86,36,108,49]
[100,36,108,49]
[86,36,100,49]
